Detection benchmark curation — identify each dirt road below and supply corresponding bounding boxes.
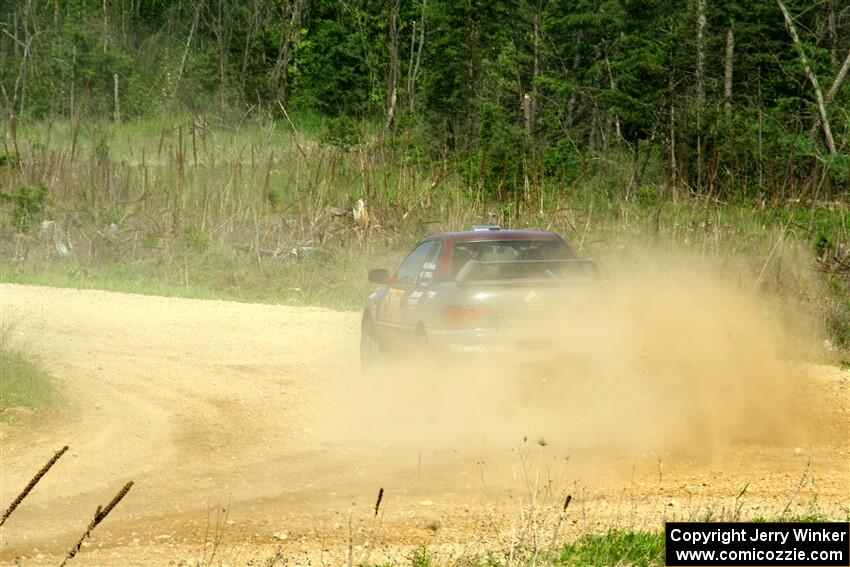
[1,284,847,566]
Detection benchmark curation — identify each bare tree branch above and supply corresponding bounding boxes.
[809,48,850,139]
[777,0,836,156]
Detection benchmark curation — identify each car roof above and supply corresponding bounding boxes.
[425,229,562,242]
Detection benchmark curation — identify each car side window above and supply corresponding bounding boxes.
[416,241,442,287]
[394,241,435,285]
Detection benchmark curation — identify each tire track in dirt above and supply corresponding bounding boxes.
[0,284,847,566]
[1,284,362,563]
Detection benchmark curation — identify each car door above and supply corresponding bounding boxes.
[376,240,436,341]
[401,240,442,328]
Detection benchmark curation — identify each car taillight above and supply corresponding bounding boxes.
[442,305,493,325]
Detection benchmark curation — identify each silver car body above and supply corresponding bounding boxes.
[361,228,598,363]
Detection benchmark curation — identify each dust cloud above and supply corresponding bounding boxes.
[318,250,838,459]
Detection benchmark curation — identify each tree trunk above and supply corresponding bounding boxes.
[113,73,120,122]
[668,49,677,190]
[12,10,34,117]
[13,9,19,57]
[757,72,764,192]
[464,1,481,148]
[670,103,677,189]
[777,0,836,156]
[566,32,582,129]
[808,48,850,139]
[824,50,850,105]
[173,3,200,99]
[605,54,620,140]
[240,0,262,105]
[213,0,229,116]
[530,0,541,136]
[70,45,76,116]
[827,0,837,65]
[407,20,417,112]
[523,93,531,133]
[103,0,108,53]
[385,0,400,129]
[723,27,734,123]
[406,0,426,113]
[696,0,706,189]
[270,0,303,103]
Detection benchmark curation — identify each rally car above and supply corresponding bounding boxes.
[360,226,598,368]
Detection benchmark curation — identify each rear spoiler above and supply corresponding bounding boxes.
[454,258,599,286]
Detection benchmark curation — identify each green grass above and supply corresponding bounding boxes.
[360,532,665,567]
[0,345,53,419]
[363,517,849,566]
[556,531,665,567]
[1,115,848,354]
[0,242,398,311]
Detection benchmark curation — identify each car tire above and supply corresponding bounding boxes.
[360,316,383,371]
[413,325,430,359]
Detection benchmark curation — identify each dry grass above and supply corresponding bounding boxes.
[0,116,846,565]
[0,445,68,527]
[249,445,834,567]
[60,481,134,566]
[0,114,847,345]
[0,315,53,418]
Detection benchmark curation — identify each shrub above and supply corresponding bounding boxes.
[0,184,48,233]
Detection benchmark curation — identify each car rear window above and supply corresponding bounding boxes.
[449,239,575,279]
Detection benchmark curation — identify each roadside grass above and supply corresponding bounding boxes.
[555,531,664,567]
[359,531,666,566]
[0,336,52,419]
[2,116,847,564]
[1,115,848,353]
[348,459,843,567]
[361,514,844,567]
[1,244,386,310]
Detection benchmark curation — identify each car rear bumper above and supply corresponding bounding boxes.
[426,326,554,355]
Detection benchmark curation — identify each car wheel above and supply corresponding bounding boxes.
[360,316,383,371]
[413,325,430,358]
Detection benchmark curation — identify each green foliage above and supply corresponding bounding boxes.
[0,184,48,233]
[751,514,832,523]
[93,131,111,163]
[543,139,585,183]
[0,236,383,312]
[320,115,361,149]
[183,226,212,252]
[410,546,433,567]
[824,278,850,351]
[558,530,665,567]
[0,117,847,357]
[2,0,848,194]
[472,101,527,196]
[0,344,53,418]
